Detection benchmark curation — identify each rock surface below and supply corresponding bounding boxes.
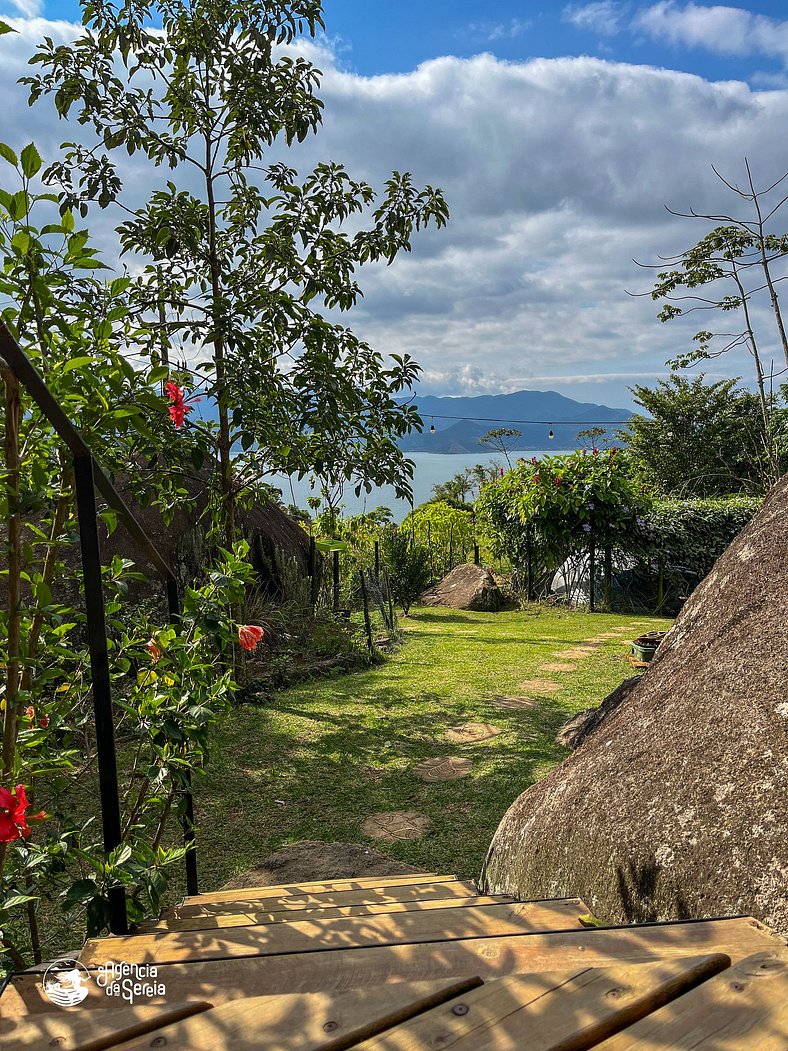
[221,841,421,888]
[420,563,504,612]
[481,474,788,932]
[556,676,641,750]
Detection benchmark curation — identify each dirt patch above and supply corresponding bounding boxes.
[540,662,577,673]
[553,648,591,659]
[445,722,502,744]
[220,841,423,887]
[413,756,473,781]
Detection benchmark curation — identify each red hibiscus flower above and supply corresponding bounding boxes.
[40,715,50,729]
[555,476,562,486]
[146,638,162,663]
[533,473,540,483]
[0,784,39,842]
[238,625,265,651]
[24,706,35,720]
[164,381,195,429]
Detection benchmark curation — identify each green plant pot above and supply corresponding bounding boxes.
[631,642,658,662]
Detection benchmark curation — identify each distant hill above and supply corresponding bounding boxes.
[400,390,631,453]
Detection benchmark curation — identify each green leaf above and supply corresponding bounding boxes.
[0,21,16,36]
[0,142,17,167]
[60,355,94,374]
[61,210,75,232]
[11,230,29,255]
[20,143,42,179]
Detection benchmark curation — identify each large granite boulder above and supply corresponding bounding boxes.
[481,474,788,932]
[420,563,504,612]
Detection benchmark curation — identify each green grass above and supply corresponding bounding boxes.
[194,605,672,890]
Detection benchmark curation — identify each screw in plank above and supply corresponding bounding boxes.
[48,1040,66,1048]
[151,1039,168,1048]
[451,1003,469,1016]
[323,1020,339,1033]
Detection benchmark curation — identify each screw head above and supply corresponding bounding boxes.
[151,1039,168,1048]
[451,1003,469,1016]
[323,1020,339,1033]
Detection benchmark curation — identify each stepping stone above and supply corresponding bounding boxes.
[445,722,501,744]
[490,696,538,711]
[362,810,431,842]
[553,648,592,659]
[518,678,562,694]
[413,756,473,781]
[540,662,576,673]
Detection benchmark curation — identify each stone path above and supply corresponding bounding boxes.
[445,722,501,744]
[361,621,654,842]
[413,756,473,781]
[362,810,432,842]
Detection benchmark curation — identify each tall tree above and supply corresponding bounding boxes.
[639,160,788,485]
[26,0,448,547]
[620,374,774,497]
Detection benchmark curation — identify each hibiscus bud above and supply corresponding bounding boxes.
[147,638,162,663]
[24,706,35,720]
[40,715,50,729]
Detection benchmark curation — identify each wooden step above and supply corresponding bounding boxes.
[143,893,520,932]
[594,948,788,1050]
[351,954,729,1050]
[158,879,480,921]
[181,872,458,906]
[0,1001,211,1051]
[104,978,483,1051]
[3,916,776,1019]
[81,899,589,966]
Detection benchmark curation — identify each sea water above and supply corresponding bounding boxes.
[268,449,564,522]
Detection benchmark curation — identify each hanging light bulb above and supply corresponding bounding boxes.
[548,426,555,440]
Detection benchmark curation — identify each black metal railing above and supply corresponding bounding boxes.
[0,321,198,935]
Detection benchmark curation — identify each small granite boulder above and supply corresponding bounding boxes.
[420,563,504,612]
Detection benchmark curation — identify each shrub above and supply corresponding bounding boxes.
[383,532,431,615]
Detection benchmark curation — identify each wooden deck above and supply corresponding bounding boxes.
[1,872,786,1049]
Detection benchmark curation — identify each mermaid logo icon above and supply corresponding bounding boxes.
[42,958,92,1007]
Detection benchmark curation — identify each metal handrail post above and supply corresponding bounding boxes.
[73,454,127,935]
[166,577,198,896]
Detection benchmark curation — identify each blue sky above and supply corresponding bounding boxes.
[3,2,788,409]
[15,0,788,87]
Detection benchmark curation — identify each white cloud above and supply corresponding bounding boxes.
[467,19,531,43]
[635,2,788,63]
[564,2,627,36]
[2,24,788,408]
[1,0,43,18]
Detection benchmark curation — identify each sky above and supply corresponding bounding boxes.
[2,1,788,409]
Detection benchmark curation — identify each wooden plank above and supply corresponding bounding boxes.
[0,1001,211,1051]
[159,880,481,920]
[182,873,458,905]
[81,900,590,966]
[594,949,788,1049]
[352,955,729,1050]
[108,977,482,1051]
[143,894,521,932]
[3,917,776,1019]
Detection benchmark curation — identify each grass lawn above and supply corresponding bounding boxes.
[195,605,672,891]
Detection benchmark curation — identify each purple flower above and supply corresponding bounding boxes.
[587,502,595,511]
[636,517,646,528]
[582,523,592,533]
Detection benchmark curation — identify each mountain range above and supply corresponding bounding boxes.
[400,390,631,453]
